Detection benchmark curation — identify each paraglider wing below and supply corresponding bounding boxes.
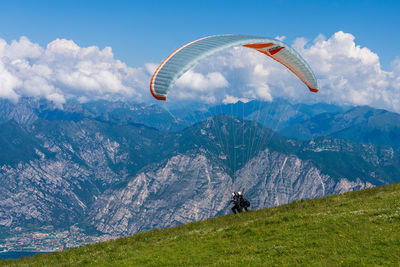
[150,35,318,101]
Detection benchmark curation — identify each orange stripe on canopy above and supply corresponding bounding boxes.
[308,86,319,92]
[242,43,274,49]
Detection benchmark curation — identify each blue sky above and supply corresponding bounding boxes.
[0,0,399,68]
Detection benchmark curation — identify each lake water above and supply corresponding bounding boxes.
[0,251,48,260]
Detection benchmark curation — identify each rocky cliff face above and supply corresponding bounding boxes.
[87,146,375,236]
[88,151,232,235]
[0,159,94,228]
[235,148,373,208]
[0,98,40,126]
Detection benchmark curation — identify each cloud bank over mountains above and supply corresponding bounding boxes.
[0,37,150,106]
[182,31,399,111]
[0,31,400,112]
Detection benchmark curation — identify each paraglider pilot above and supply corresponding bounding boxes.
[238,191,250,212]
[230,191,250,214]
[231,192,241,214]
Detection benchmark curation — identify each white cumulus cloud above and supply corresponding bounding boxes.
[293,31,392,108]
[171,70,229,103]
[0,36,152,106]
[222,95,250,104]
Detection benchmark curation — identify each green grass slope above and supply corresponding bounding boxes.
[3,183,400,266]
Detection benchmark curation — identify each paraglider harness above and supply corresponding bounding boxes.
[230,190,250,214]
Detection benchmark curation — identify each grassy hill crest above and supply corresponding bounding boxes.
[2,183,400,266]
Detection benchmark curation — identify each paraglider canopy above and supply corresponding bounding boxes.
[150,34,318,101]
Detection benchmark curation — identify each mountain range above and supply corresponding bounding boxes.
[1,98,400,250]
